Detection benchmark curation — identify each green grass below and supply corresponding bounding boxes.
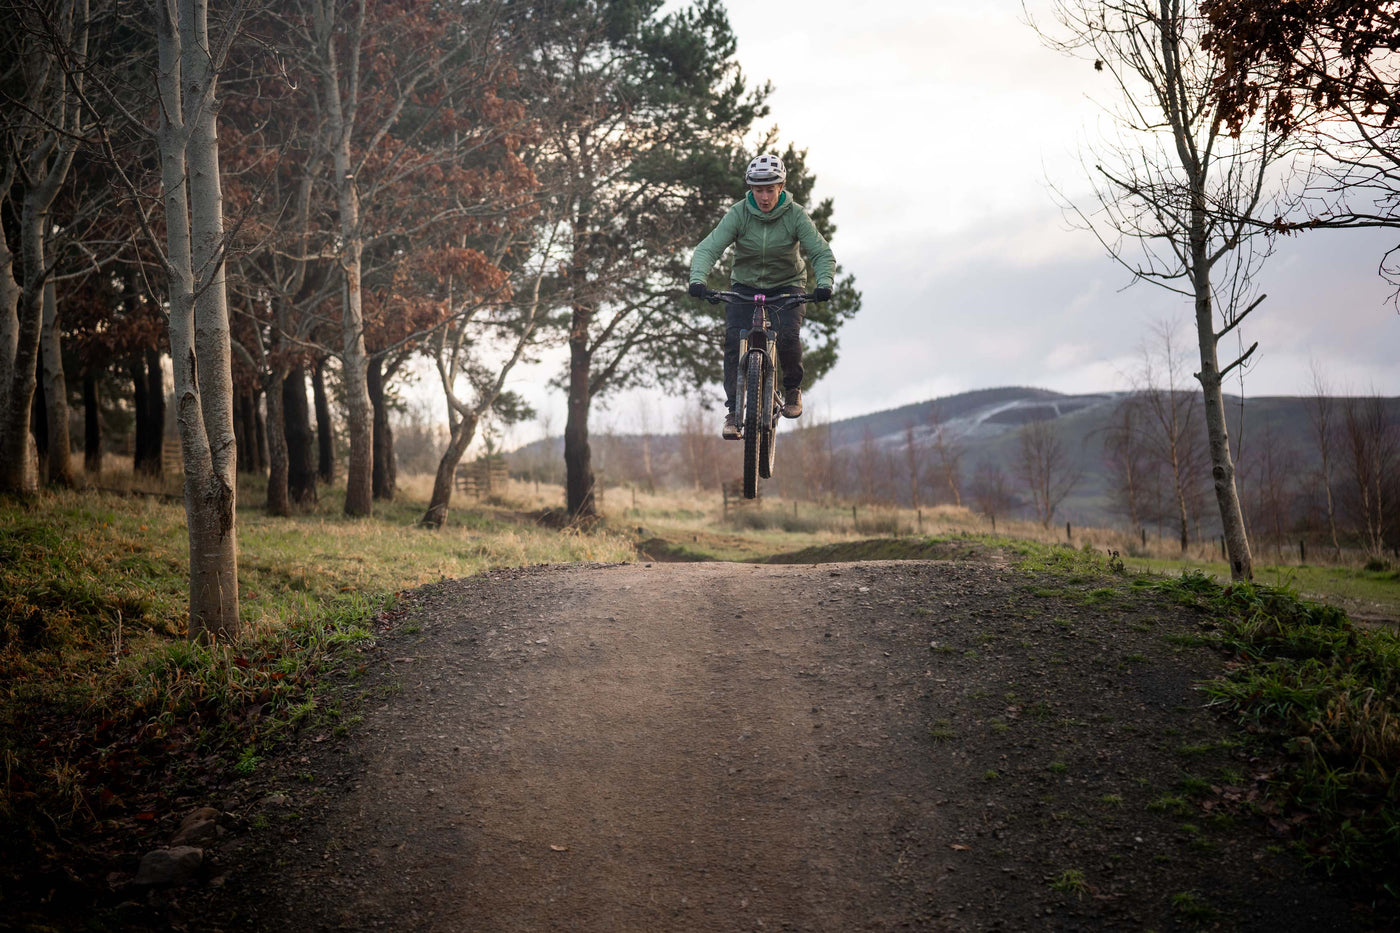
[1170,890,1218,924]
[0,480,635,877]
[1148,794,1191,816]
[928,720,957,742]
[1147,569,1400,894]
[1049,868,1088,897]
[1132,555,1400,621]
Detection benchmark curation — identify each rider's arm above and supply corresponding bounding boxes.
[793,208,836,290]
[689,204,743,285]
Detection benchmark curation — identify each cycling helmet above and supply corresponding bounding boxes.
[745,153,786,186]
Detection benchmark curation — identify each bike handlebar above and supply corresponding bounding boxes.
[696,288,826,308]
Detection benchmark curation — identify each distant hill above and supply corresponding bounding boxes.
[506,386,1400,535]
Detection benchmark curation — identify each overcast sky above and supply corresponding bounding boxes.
[496,0,1400,444]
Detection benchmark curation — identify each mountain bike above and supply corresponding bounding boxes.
[700,288,821,499]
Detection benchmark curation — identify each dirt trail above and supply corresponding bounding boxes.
[204,560,1360,932]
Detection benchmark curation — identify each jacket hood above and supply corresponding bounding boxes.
[745,190,793,221]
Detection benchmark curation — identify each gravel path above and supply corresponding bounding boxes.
[199,560,1361,932]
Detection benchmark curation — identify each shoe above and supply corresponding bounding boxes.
[722,412,740,440]
[783,388,803,418]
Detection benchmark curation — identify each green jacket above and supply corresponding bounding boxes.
[689,191,835,291]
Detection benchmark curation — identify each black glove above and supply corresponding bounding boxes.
[688,282,706,298]
[813,286,832,302]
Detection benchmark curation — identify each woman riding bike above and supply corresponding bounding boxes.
[688,153,835,439]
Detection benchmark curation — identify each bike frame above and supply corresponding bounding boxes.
[703,289,813,436]
[700,287,820,497]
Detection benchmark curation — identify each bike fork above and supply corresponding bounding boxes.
[735,333,750,431]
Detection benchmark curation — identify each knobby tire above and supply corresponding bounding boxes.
[743,353,762,499]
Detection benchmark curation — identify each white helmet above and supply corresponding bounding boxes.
[745,153,786,186]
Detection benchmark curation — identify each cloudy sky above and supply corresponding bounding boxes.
[499,0,1400,442]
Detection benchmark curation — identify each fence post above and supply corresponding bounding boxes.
[722,484,728,520]
[1219,536,1225,559]
[1066,521,1072,541]
[852,504,857,525]
[793,501,798,519]
[1141,527,1147,548]
[1300,540,1306,565]
[917,508,922,534]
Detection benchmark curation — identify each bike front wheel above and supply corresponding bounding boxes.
[743,353,762,499]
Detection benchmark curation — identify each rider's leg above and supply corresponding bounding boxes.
[774,290,805,416]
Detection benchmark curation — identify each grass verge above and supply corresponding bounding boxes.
[1142,569,1400,899]
[0,481,634,889]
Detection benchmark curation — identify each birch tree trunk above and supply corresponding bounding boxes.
[40,278,74,486]
[157,0,240,640]
[315,0,374,516]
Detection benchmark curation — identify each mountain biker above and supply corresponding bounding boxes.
[688,153,835,439]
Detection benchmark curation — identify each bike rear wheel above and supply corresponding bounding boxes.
[743,353,762,499]
[759,367,777,479]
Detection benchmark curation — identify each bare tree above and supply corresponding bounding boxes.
[636,399,657,495]
[1137,319,1207,553]
[1341,392,1398,558]
[1015,418,1082,529]
[927,403,965,507]
[902,421,922,511]
[678,396,722,492]
[970,460,1015,533]
[857,427,883,505]
[420,233,550,529]
[1240,419,1297,562]
[1305,362,1342,560]
[1032,0,1301,579]
[791,415,834,503]
[1102,393,1151,533]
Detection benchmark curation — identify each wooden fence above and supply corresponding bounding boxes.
[454,457,509,498]
[721,477,758,516]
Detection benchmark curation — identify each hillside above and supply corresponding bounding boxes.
[505,387,1400,535]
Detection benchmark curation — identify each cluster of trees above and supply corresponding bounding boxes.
[1,0,857,637]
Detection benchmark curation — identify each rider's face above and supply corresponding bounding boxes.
[750,183,783,213]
